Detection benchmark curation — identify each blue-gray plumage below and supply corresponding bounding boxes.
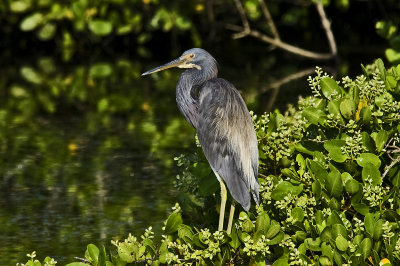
[142,48,259,233]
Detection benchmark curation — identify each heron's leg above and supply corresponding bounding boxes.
[218,179,227,231]
[227,202,235,234]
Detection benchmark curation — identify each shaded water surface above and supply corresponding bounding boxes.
[0,58,198,264]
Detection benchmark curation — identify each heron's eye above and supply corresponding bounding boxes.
[190,54,195,58]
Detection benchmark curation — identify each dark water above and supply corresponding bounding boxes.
[0,51,340,264]
[0,58,199,264]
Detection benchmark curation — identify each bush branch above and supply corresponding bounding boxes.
[315,0,338,56]
[258,0,280,40]
[227,0,338,60]
[382,155,400,179]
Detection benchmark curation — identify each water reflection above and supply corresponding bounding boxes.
[0,58,196,264]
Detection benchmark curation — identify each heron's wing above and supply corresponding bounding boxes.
[196,78,259,211]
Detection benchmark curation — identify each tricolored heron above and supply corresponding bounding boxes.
[142,48,259,234]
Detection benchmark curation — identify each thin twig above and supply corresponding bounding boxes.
[262,67,316,92]
[225,24,334,60]
[388,147,400,154]
[227,0,337,60]
[382,155,400,179]
[266,87,279,112]
[258,0,280,40]
[315,0,337,56]
[258,172,268,178]
[232,0,250,38]
[74,257,89,263]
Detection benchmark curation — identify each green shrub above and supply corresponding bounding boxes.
[19,59,400,265]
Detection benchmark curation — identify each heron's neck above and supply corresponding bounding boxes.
[176,69,214,129]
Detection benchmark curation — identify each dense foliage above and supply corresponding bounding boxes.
[19,59,400,265]
[3,0,400,63]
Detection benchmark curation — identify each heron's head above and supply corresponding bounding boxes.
[142,48,218,77]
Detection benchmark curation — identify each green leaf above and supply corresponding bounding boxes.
[99,245,107,266]
[336,235,348,251]
[376,21,397,39]
[333,250,343,265]
[377,58,386,80]
[332,224,348,240]
[89,19,113,36]
[253,230,264,244]
[296,153,305,177]
[328,100,345,124]
[292,207,305,222]
[38,23,56,40]
[320,227,333,242]
[90,63,113,78]
[360,238,372,260]
[386,75,397,88]
[315,210,324,225]
[266,231,284,245]
[320,77,342,99]
[242,218,254,233]
[366,216,380,244]
[138,245,146,259]
[362,164,382,185]
[265,220,281,239]
[314,98,326,109]
[303,107,327,125]
[340,98,356,119]
[373,219,384,240]
[191,162,211,177]
[312,180,322,200]
[319,256,331,265]
[341,172,352,182]
[158,241,168,264]
[192,233,206,248]
[361,132,375,152]
[11,0,32,12]
[305,237,322,251]
[87,244,99,265]
[329,197,341,210]
[165,212,183,234]
[345,179,360,194]
[20,13,44,31]
[281,168,297,179]
[255,211,270,233]
[321,242,333,260]
[391,170,400,187]
[353,203,370,215]
[325,170,343,198]
[229,226,240,249]
[327,211,343,226]
[271,181,303,200]
[372,129,389,152]
[66,263,89,266]
[178,224,194,242]
[309,161,328,183]
[198,173,219,196]
[386,48,400,64]
[118,242,136,263]
[20,67,43,84]
[324,140,348,163]
[359,107,372,125]
[375,94,387,108]
[292,231,307,243]
[356,153,381,168]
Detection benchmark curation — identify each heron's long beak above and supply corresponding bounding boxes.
[141,57,185,76]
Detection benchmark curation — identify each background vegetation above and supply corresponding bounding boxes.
[1,0,400,265]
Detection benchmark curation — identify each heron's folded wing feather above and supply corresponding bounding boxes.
[196,78,259,210]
